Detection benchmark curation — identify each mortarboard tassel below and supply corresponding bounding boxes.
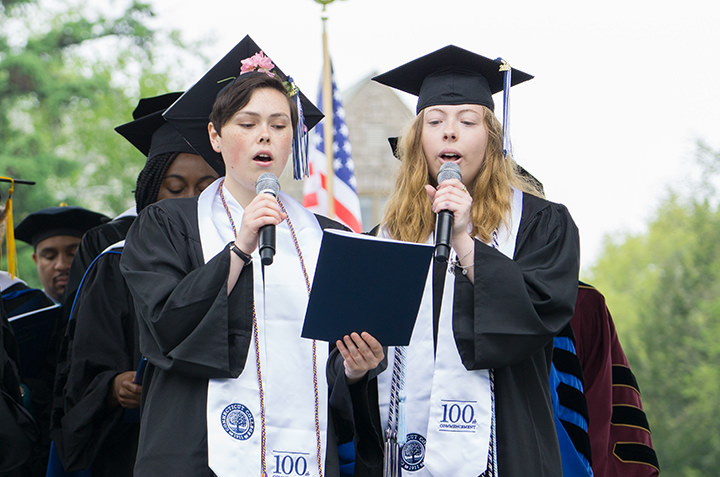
[288,77,310,180]
[497,58,513,159]
[1,178,18,279]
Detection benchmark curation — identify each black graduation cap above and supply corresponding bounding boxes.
[372,45,533,114]
[388,137,400,159]
[0,177,34,223]
[163,35,323,177]
[517,166,544,196]
[15,206,109,247]
[114,92,199,163]
[0,178,35,186]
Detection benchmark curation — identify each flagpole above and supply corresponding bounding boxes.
[316,0,339,219]
[321,15,335,218]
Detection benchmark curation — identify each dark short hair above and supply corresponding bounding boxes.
[209,73,298,136]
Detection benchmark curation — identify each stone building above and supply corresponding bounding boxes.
[281,73,413,229]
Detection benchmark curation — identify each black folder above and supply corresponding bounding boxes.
[8,304,61,379]
[302,229,433,346]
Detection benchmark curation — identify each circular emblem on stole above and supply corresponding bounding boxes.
[400,433,426,471]
[221,403,255,440]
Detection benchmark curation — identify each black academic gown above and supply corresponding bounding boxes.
[56,245,140,476]
[60,214,136,317]
[120,196,347,477]
[330,192,580,476]
[1,284,57,476]
[0,300,40,476]
[50,215,137,470]
[56,215,136,359]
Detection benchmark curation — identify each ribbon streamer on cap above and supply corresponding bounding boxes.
[288,76,310,180]
[498,59,513,159]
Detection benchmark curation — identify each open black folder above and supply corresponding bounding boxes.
[302,229,433,346]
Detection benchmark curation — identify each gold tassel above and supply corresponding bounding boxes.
[6,193,17,279]
[0,177,18,279]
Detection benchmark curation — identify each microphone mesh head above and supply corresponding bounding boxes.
[437,162,462,183]
[255,173,280,196]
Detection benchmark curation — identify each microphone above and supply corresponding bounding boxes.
[255,173,281,265]
[434,162,462,262]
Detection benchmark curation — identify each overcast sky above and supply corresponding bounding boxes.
[148,0,720,272]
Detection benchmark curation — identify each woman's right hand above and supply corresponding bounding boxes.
[234,193,287,255]
[425,178,472,237]
[336,332,384,385]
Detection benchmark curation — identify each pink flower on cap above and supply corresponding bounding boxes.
[240,51,276,77]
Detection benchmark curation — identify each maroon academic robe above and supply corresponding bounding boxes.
[571,283,660,476]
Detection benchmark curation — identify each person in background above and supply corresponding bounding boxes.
[332,45,580,476]
[0,178,53,322]
[14,206,108,305]
[119,36,351,476]
[7,205,107,476]
[570,282,660,476]
[57,92,209,320]
[550,319,594,476]
[47,92,219,476]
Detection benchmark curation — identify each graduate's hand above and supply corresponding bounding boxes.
[425,178,473,238]
[108,371,142,409]
[234,193,287,255]
[426,179,475,280]
[336,332,384,385]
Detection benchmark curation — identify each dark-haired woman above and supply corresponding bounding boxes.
[49,93,218,477]
[120,37,348,477]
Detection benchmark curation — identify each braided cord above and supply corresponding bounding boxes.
[278,199,323,477]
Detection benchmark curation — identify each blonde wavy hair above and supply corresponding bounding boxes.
[382,106,543,244]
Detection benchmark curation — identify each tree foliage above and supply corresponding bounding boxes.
[588,142,720,475]
[1,0,200,285]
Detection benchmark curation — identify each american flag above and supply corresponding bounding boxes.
[302,63,362,232]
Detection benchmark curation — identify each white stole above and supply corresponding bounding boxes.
[199,179,328,477]
[378,187,523,476]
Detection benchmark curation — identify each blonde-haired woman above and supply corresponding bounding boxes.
[332,45,580,477]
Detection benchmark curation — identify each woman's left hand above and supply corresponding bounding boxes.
[336,332,384,385]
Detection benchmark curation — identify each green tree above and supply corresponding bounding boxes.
[0,0,200,285]
[588,142,720,476]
